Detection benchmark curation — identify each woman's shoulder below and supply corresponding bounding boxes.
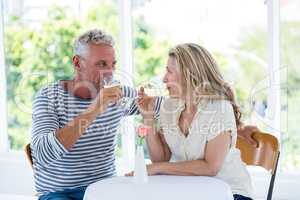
[199,99,235,124]
[203,99,233,112]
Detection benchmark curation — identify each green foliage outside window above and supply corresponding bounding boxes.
[4,2,299,170]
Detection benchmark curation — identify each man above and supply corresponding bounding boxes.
[31,28,259,200]
[31,29,162,200]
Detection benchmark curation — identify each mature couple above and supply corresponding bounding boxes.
[31,29,257,200]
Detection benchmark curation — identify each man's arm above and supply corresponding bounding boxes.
[237,125,260,146]
[55,100,106,150]
[31,86,121,166]
[122,86,163,119]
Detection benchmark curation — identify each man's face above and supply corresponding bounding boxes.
[73,43,116,89]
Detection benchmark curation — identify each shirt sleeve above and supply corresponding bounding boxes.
[122,85,164,120]
[31,89,68,166]
[205,100,237,144]
[156,98,166,131]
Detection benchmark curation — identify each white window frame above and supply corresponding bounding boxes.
[266,0,281,141]
[0,0,8,152]
[118,0,135,171]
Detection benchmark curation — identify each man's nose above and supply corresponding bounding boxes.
[106,65,115,73]
[102,70,113,78]
[163,75,167,83]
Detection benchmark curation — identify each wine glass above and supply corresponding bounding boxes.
[102,75,132,109]
[140,76,168,97]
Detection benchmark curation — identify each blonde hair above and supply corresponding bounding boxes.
[168,43,242,127]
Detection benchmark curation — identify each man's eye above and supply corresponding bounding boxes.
[97,62,107,67]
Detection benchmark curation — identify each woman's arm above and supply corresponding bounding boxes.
[136,87,171,162]
[144,118,171,162]
[148,131,231,176]
[125,119,171,177]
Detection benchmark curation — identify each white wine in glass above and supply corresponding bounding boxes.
[141,76,168,97]
[102,75,133,109]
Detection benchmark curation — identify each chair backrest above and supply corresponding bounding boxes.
[236,132,279,174]
[25,143,33,168]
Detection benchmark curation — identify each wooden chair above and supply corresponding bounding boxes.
[236,132,280,200]
[25,143,39,197]
[25,143,33,168]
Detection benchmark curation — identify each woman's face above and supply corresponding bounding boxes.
[163,56,183,98]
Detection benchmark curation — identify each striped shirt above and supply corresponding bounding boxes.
[31,82,162,196]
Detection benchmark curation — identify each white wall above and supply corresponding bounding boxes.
[247,166,300,200]
[0,153,299,200]
[0,152,35,195]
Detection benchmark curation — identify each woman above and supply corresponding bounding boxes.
[127,43,254,200]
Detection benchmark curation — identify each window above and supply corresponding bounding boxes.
[131,0,299,172]
[280,0,300,171]
[1,0,123,151]
[0,0,299,172]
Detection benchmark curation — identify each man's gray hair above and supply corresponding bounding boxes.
[74,29,115,57]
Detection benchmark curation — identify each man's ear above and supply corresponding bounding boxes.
[72,55,81,71]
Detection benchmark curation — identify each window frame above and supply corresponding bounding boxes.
[0,0,9,152]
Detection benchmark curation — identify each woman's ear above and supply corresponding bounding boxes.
[72,55,81,71]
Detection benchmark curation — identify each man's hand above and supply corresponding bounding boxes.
[93,85,122,112]
[237,125,260,147]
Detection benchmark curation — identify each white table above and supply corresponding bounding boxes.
[84,175,233,200]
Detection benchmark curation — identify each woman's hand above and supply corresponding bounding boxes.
[137,87,156,119]
[125,164,159,176]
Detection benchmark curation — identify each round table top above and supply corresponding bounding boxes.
[84,175,233,200]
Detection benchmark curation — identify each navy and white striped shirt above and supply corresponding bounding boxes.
[31,82,162,196]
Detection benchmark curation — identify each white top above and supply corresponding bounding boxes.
[159,98,254,198]
[83,176,233,200]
